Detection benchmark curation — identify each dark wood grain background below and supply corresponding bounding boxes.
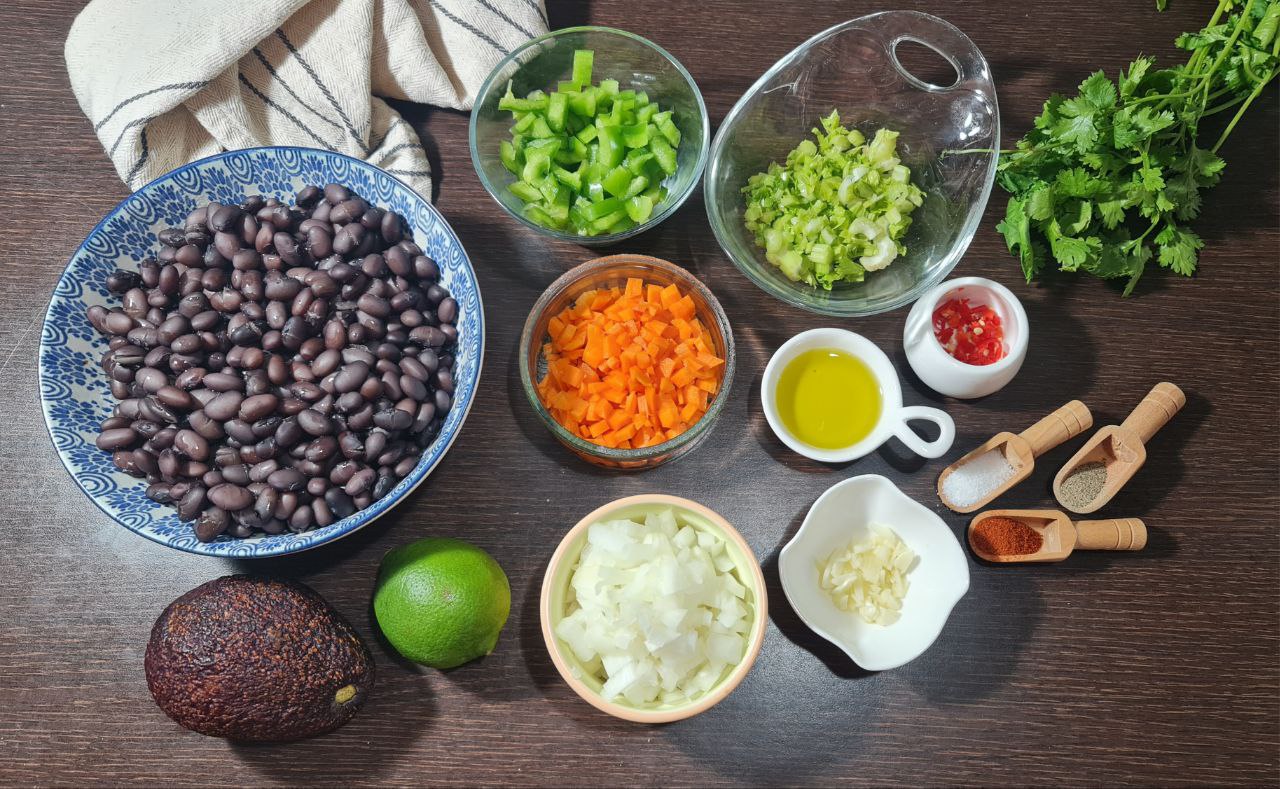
[2,1,1277,786]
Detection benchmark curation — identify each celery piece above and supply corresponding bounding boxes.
[651,136,677,175]
[500,141,521,175]
[521,151,550,183]
[523,203,560,228]
[583,197,623,221]
[602,166,633,198]
[622,124,651,148]
[590,209,628,232]
[529,116,553,139]
[557,81,580,93]
[548,92,568,132]
[624,149,654,175]
[657,116,681,147]
[625,195,654,223]
[513,111,537,133]
[572,49,593,87]
[597,125,625,169]
[568,87,597,118]
[623,175,650,198]
[575,124,598,144]
[509,181,542,203]
[636,103,658,124]
[598,79,619,97]
[553,166,581,190]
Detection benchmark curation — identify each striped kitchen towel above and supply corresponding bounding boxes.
[65,0,548,198]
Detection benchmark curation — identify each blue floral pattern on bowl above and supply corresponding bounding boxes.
[39,147,485,558]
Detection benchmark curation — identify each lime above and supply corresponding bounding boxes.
[373,537,511,669]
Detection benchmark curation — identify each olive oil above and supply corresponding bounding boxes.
[775,349,882,450]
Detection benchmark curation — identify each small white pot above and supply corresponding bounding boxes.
[903,276,1028,399]
[761,328,955,463]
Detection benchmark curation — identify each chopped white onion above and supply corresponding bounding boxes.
[818,524,917,626]
[555,508,754,708]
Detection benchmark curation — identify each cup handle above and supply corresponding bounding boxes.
[891,406,955,459]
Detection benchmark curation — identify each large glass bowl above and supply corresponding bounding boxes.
[519,255,735,469]
[704,11,999,316]
[470,27,710,246]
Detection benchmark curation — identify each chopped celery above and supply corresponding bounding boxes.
[547,92,568,132]
[496,49,682,236]
[625,195,654,223]
[500,141,521,175]
[740,109,924,288]
[572,49,593,86]
[602,166,633,198]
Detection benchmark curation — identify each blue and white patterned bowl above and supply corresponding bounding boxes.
[39,147,485,558]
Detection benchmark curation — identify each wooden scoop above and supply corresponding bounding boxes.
[1053,382,1185,514]
[968,509,1147,563]
[937,400,1093,513]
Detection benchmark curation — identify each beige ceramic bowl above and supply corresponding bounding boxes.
[540,494,767,723]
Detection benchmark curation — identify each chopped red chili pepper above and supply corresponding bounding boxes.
[932,297,1006,366]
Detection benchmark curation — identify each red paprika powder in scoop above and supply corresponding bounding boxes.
[971,516,1043,557]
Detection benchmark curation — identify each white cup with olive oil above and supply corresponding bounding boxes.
[761,328,954,463]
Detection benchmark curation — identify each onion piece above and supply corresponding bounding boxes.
[555,508,754,708]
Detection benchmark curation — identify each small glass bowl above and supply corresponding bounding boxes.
[518,255,735,469]
[469,26,710,246]
[704,11,1000,316]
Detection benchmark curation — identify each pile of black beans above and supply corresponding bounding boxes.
[86,184,459,542]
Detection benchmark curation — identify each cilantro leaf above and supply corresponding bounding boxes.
[1098,199,1128,229]
[1155,225,1203,275]
[1025,186,1056,220]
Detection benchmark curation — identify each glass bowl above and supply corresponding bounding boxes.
[469,26,710,246]
[518,255,735,469]
[704,11,999,316]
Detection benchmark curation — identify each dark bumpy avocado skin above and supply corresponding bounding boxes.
[145,575,374,742]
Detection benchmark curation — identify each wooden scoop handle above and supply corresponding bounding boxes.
[1120,382,1185,444]
[1020,400,1093,457]
[1075,518,1147,551]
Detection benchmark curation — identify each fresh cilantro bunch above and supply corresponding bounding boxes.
[993,0,1279,294]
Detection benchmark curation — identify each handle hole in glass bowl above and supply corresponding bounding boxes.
[890,38,960,91]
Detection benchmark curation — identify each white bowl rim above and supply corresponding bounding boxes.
[779,474,970,671]
[38,146,485,558]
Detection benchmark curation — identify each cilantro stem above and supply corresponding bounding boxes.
[1212,67,1278,152]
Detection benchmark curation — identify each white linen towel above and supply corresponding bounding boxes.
[65,0,548,198]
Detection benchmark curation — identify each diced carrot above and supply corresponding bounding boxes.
[536,276,725,450]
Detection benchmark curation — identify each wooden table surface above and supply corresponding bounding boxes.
[2,1,1277,786]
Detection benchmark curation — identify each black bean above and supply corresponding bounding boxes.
[177,485,207,521]
[373,408,413,431]
[173,429,209,461]
[344,467,376,497]
[304,435,338,462]
[297,408,334,436]
[324,488,357,520]
[372,473,397,500]
[96,428,138,451]
[155,385,194,410]
[192,508,227,542]
[239,393,279,422]
[204,391,244,421]
[267,468,306,492]
[208,483,253,511]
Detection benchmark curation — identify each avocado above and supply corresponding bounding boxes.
[144,575,374,742]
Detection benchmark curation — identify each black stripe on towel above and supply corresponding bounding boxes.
[124,127,150,185]
[428,1,506,53]
[109,116,152,158]
[476,0,540,39]
[237,73,337,151]
[249,47,345,135]
[522,0,549,27]
[274,29,371,154]
[94,81,212,132]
